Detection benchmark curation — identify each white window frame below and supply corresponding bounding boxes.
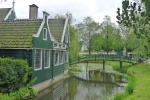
[44,50,50,69]
[43,28,47,40]
[34,49,42,71]
[59,51,63,65]
[54,51,59,66]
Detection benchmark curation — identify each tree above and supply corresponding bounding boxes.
[101,15,123,54]
[116,0,150,58]
[77,17,100,55]
[91,34,103,52]
[69,25,79,59]
[111,28,123,52]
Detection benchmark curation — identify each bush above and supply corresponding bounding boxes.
[0,58,31,93]
[0,79,37,100]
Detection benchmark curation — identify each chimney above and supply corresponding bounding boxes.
[29,4,38,20]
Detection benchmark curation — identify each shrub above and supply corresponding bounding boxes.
[0,79,37,100]
[0,58,31,93]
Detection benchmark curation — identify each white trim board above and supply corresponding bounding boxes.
[61,18,68,43]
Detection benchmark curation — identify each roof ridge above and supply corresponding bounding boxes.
[0,19,42,23]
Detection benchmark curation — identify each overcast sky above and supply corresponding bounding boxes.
[0,0,123,24]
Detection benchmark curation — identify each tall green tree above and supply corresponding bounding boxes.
[101,15,123,54]
[116,0,150,57]
[77,17,100,55]
[111,28,123,52]
[69,25,79,59]
[91,34,103,52]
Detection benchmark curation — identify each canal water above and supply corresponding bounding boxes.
[34,64,126,100]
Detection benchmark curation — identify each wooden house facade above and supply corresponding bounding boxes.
[0,4,69,85]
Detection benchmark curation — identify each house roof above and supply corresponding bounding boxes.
[0,18,67,48]
[0,8,11,20]
[0,19,42,48]
[49,19,65,42]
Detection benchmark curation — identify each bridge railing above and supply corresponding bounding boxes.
[69,54,136,64]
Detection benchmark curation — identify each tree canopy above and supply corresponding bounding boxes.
[76,17,100,55]
[116,0,150,58]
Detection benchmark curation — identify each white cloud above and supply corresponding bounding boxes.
[0,0,122,24]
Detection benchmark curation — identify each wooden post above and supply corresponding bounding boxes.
[103,55,105,70]
[86,60,88,72]
[95,54,96,61]
[120,57,122,70]
[103,59,105,70]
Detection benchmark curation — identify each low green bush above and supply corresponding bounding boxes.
[0,78,37,100]
[0,58,31,93]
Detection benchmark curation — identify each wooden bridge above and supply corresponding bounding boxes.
[69,54,137,65]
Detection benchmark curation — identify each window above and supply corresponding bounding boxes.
[59,51,63,64]
[54,51,59,66]
[44,50,50,68]
[34,49,42,70]
[43,28,47,40]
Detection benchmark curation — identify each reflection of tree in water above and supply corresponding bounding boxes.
[74,70,125,99]
[68,77,78,100]
[37,71,125,100]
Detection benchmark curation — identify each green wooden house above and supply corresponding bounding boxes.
[0,4,69,85]
[0,7,16,21]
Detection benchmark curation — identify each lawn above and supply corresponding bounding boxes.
[125,64,150,100]
[105,61,150,100]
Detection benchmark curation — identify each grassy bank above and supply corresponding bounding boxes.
[107,61,150,100]
[106,61,133,73]
[125,64,150,100]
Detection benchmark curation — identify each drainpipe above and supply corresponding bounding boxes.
[52,50,54,79]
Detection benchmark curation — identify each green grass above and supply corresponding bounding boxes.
[106,61,133,73]
[107,61,150,100]
[125,64,150,100]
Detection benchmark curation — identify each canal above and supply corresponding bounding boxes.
[34,63,127,100]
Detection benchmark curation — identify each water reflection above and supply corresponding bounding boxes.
[35,79,69,100]
[35,69,126,100]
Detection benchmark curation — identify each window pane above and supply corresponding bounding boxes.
[43,28,47,40]
[35,49,42,70]
[54,51,59,65]
[44,50,50,68]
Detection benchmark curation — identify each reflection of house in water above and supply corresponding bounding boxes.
[36,70,126,100]
[36,79,69,100]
